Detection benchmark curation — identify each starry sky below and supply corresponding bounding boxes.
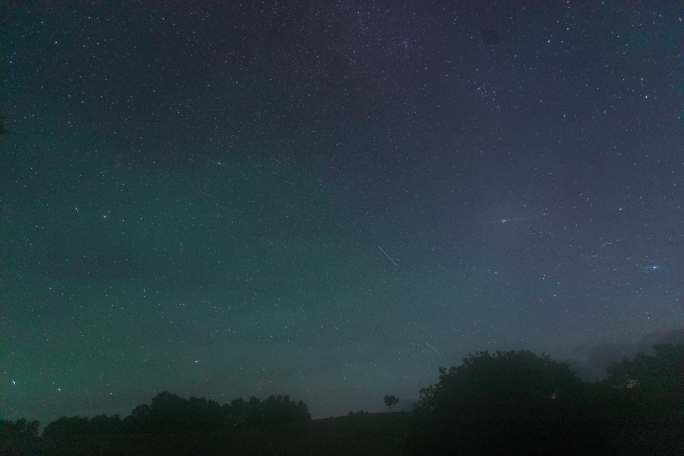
[1,0,683,423]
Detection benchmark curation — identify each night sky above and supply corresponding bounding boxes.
[2,1,683,423]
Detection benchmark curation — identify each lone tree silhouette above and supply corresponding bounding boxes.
[383,394,399,411]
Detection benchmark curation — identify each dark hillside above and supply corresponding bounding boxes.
[310,412,410,456]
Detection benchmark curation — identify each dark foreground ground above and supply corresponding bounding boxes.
[21,413,409,456]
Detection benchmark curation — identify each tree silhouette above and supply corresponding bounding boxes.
[604,343,684,455]
[0,418,40,456]
[383,395,399,411]
[408,350,611,455]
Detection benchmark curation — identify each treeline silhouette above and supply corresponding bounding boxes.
[2,342,683,455]
[2,393,311,456]
[43,392,310,438]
